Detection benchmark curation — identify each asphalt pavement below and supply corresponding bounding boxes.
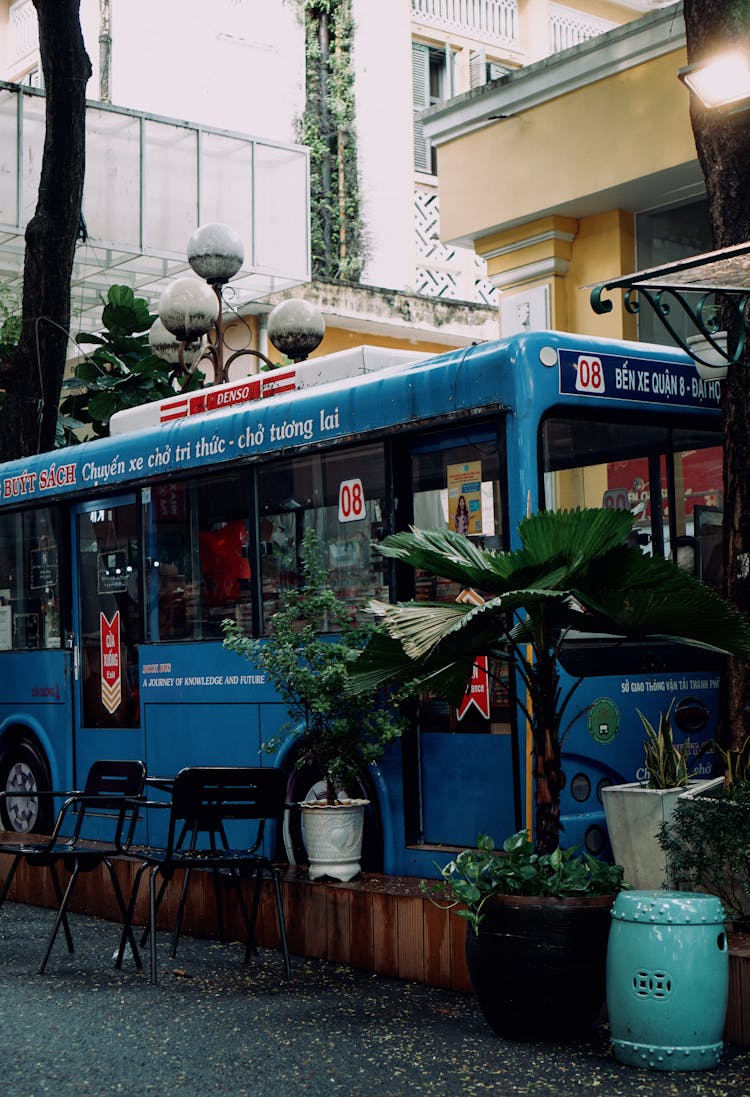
[0,900,748,1097]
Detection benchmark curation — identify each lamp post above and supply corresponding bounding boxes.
[153,222,276,385]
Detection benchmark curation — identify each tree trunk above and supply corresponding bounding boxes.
[0,0,91,459]
[684,0,750,749]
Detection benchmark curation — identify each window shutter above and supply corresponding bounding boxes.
[470,50,487,89]
[412,42,431,173]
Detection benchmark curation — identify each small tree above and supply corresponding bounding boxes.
[60,285,203,440]
[223,527,403,803]
[0,0,91,460]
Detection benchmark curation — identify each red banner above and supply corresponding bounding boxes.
[100,611,122,714]
[456,655,491,721]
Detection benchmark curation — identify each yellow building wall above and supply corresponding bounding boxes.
[310,327,451,359]
[437,48,693,246]
[566,209,637,339]
[224,315,451,370]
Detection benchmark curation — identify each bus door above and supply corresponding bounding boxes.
[72,496,145,785]
[398,423,521,849]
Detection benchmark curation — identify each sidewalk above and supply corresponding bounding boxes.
[1,901,748,1097]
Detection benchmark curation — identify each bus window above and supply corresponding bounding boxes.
[0,507,61,650]
[409,429,510,735]
[541,418,723,576]
[258,443,387,632]
[146,474,253,641]
[411,430,503,602]
[669,438,723,590]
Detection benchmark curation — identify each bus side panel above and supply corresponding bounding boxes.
[420,732,517,849]
[0,651,74,794]
[558,668,719,853]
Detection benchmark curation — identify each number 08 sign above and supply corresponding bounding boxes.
[574,355,605,395]
[338,478,366,523]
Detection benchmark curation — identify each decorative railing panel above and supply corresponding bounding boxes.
[415,185,497,305]
[411,0,518,48]
[9,0,38,64]
[548,3,615,54]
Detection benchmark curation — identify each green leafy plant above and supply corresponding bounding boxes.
[349,508,750,852]
[60,285,204,439]
[715,737,750,789]
[661,782,750,925]
[640,701,689,789]
[425,831,625,933]
[223,527,404,804]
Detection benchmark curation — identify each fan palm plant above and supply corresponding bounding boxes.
[350,507,750,853]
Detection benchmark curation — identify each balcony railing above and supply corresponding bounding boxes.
[548,3,615,55]
[411,0,518,48]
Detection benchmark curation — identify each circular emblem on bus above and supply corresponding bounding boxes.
[587,697,620,745]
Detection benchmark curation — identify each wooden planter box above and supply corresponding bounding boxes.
[1,840,747,1047]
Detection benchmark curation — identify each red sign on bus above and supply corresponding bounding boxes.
[100,611,122,714]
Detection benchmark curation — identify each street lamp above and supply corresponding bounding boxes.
[153,222,276,385]
[678,49,750,112]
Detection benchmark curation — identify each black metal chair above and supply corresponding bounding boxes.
[122,766,291,984]
[0,758,146,973]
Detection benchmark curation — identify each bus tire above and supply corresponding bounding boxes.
[280,759,384,874]
[0,738,53,834]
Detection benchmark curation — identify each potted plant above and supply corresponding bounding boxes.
[349,507,750,1039]
[223,527,404,882]
[661,740,750,928]
[601,701,713,890]
[426,830,625,1040]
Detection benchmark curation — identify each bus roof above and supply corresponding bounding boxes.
[0,331,720,508]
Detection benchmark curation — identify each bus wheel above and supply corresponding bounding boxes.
[281,761,384,873]
[0,740,53,834]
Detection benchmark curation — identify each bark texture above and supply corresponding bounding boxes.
[684,0,750,749]
[0,0,91,459]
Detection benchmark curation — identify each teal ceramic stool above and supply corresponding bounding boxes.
[607,890,728,1071]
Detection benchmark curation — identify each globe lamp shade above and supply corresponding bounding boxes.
[148,317,202,365]
[187,222,245,283]
[158,277,219,341]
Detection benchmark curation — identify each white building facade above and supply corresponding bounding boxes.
[0,0,670,331]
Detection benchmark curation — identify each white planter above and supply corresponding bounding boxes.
[602,780,713,890]
[686,332,728,380]
[300,799,369,882]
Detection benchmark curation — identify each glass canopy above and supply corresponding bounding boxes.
[0,82,310,332]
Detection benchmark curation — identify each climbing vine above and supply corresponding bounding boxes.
[297,0,366,281]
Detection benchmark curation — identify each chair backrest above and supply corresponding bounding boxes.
[82,759,147,804]
[167,766,285,853]
[71,759,147,845]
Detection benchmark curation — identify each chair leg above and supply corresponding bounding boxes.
[244,864,263,964]
[139,868,171,948]
[116,860,148,969]
[271,868,292,980]
[38,864,80,974]
[104,858,142,971]
[169,866,192,959]
[149,866,160,984]
[0,854,21,910]
[48,863,76,954]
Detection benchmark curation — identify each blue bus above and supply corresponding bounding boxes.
[0,331,723,876]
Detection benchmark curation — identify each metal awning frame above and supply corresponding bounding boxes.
[590,241,750,371]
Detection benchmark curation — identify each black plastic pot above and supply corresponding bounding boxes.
[465,892,615,1041]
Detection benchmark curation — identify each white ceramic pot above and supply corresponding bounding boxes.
[300,799,369,882]
[602,779,714,890]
